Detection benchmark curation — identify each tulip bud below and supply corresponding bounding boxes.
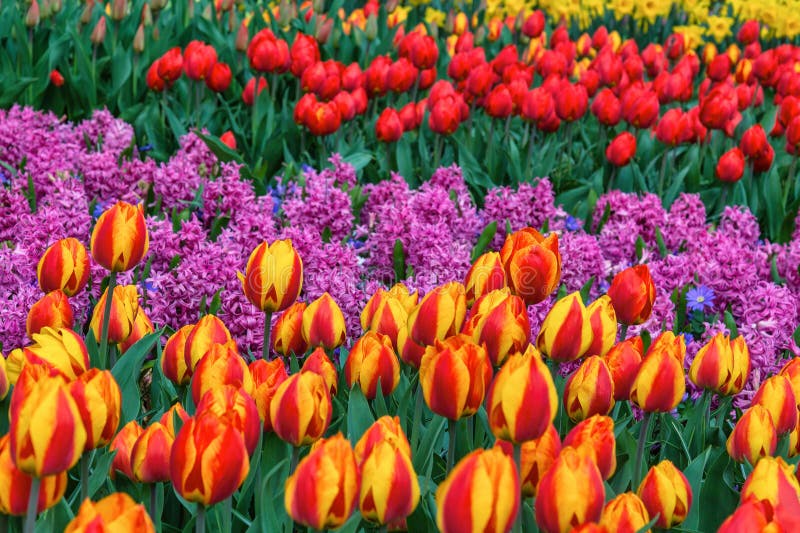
[779,357,800,407]
[420,335,493,420]
[119,308,154,354]
[563,415,616,480]
[109,421,143,480]
[190,341,253,405]
[464,252,507,305]
[345,332,400,400]
[301,292,347,349]
[630,332,686,412]
[90,16,107,45]
[727,404,777,465]
[751,375,797,435]
[26,289,73,337]
[90,284,140,345]
[375,108,404,142]
[285,434,359,529]
[183,314,232,374]
[637,460,692,529]
[90,201,149,272]
[249,359,288,432]
[157,47,183,83]
[69,369,122,450]
[0,434,66,516]
[360,291,408,351]
[130,422,173,483]
[235,20,249,52]
[563,356,615,421]
[110,0,127,20]
[133,23,145,53]
[496,423,561,497]
[537,292,594,362]
[26,0,41,27]
[740,456,800,514]
[436,448,519,533]
[161,324,193,386]
[64,492,155,532]
[462,289,530,366]
[22,327,90,381]
[354,416,411,467]
[486,345,557,443]
[716,147,745,183]
[271,302,308,356]
[600,493,650,533]
[270,372,332,446]
[183,40,217,81]
[500,228,561,305]
[601,337,643,401]
[359,438,420,526]
[717,498,779,533]
[607,265,656,325]
[37,237,90,296]
[407,282,467,347]
[159,403,190,438]
[535,447,605,533]
[584,295,617,357]
[170,413,250,506]
[196,385,260,456]
[689,332,751,395]
[238,239,303,314]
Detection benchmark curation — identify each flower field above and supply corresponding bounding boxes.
[3,0,800,531]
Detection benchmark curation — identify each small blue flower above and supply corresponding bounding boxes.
[301,164,314,174]
[272,199,282,215]
[683,332,694,345]
[686,285,715,313]
[565,215,581,231]
[139,144,153,152]
[143,280,158,293]
[348,238,364,250]
[0,171,9,186]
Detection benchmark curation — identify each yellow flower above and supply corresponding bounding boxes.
[635,0,670,24]
[424,7,446,27]
[673,25,706,49]
[705,15,734,44]
[608,0,635,19]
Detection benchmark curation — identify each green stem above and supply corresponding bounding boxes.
[196,505,206,533]
[263,311,272,360]
[446,418,458,475]
[619,323,629,342]
[410,385,424,454]
[698,389,712,454]
[99,271,118,370]
[223,496,232,533]
[149,483,158,523]
[633,412,653,490]
[512,444,523,533]
[658,149,670,197]
[80,453,89,502]
[24,476,41,533]
[290,446,300,473]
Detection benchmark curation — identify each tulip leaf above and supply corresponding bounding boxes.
[635,235,646,261]
[195,130,243,164]
[373,377,389,418]
[579,276,595,303]
[654,226,668,258]
[88,448,117,499]
[112,331,161,425]
[723,311,739,339]
[346,385,375,443]
[635,515,661,533]
[681,448,711,531]
[471,221,497,262]
[699,450,739,532]
[413,416,447,475]
[393,239,407,282]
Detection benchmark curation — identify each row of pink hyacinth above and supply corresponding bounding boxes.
[1,105,799,408]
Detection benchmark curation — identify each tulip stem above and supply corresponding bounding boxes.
[446,418,457,474]
[410,385,424,454]
[619,323,628,342]
[290,446,300,472]
[80,453,89,502]
[512,444,523,533]
[149,483,158,523]
[263,311,273,360]
[99,271,118,370]
[223,496,232,533]
[23,476,40,533]
[633,412,653,490]
[196,505,206,533]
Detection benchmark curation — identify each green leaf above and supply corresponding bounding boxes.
[654,226,668,258]
[413,416,447,475]
[346,385,375,444]
[393,239,407,282]
[579,276,595,303]
[88,449,118,499]
[112,331,161,424]
[194,129,243,164]
[635,235,646,261]
[471,221,497,262]
[723,311,739,338]
[682,448,711,531]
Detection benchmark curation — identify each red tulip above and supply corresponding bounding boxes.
[716,147,745,183]
[605,132,637,167]
[376,108,403,143]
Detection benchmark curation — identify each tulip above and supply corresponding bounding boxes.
[304,100,342,136]
[486,345,557,443]
[272,302,308,356]
[249,359,289,432]
[37,237,90,296]
[428,98,462,135]
[376,108,403,142]
[91,201,149,272]
[26,289,73,338]
[146,59,167,91]
[656,108,691,145]
[419,335,493,421]
[602,337,643,401]
[247,29,290,73]
[359,439,420,526]
[301,292,347,349]
[386,58,418,94]
[606,131,637,167]
[751,375,797,435]
[463,252,507,305]
[554,81,588,122]
[170,413,249,507]
[716,147,746,183]
[130,422,173,483]
[285,434,359,530]
[196,385,260,456]
[396,326,427,369]
[537,292,594,363]
[637,460,692,529]
[302,346,339,397]
[407,282,467,347]
[238,240,303,314]
[360,290,408,351]
[205,62,232,92]
[436,448,519,533]
[727,405,777,465]
[718,497,783,532]
[585,295,617,357]
[159,403,191,438]
[290,33,321,78]
[496,424,561,497]
[563,357,615,421]
[20,327,89,382]
[270,372,332,446]
[118,307,154,354]
[345,332,400,400]
[563,415,616,480]
[740,456,800,514]
[10,369,87,476]
[485,84,513,119]
[600,493,650,533]
[741,124,770,160]
[689,332,750,395]
[242,76,268,105]
[220,131,236,149]
[535,447,605,533]
[462,289,530,366]
[0,435,66,516]
[157,47,183,83]
[354,416,411,467]
[607,265,656,326]
[630,332,686,412]
[190,341,252,404]
[68,369,121,451]
[64,492,155,532]
[109,421,144,480]
[591,88,622,127]
[500,228,561,305]
[780,357,800,407]
[183,40,217,81]
[161,324,193,386]
[89,284,140,346]
[183,314,232,374]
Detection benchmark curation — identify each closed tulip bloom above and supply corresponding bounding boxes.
[170,413,249,506]
[118,308,154,354]
[196,385,260,456]
[0,435,66,516]
[607,265,655,325]
[602,337,642,401]
[90,201,149,272]
[563,357,615,421]
[90,284,140,345]
[360,439,420,526]
[740,456,800,512]
[585,295,617,357]
[436,447,519,533]
[428,98,462,135]
[535,447,605,533]
[190,341,253,404]
[183,40,217,81]
[270,372,332,446]
[354,416,411,468]
[718,498,782,533]
[159,403,191,438]
[751,375,797,435]
[161,325,194,386]
[302,346,339,397]
[496,423,561,497]
[302,292,347,349]
[591,89,622,126]
[464,252,507,306]
[605,131,637,167]
[242,76,268,105]
[205,62,232,92]
[779,357,800,407]
[501,228,561,305]
[376,108,404,142]
[157,47,183,83]
[345,332,400,400]
[130,422,173,483]
[290,33,321,78]
[554,81,589,122]
[727,405,777,465]
[21,327,89,382]
[249,359,288,432]
[285,433,359,530]
[689,332,748,394]
[109,421,144,479]
[537,292,594,363]
[419,335,493,420]
[600,493,650,533]
[360,291,408,351]
[272,302,308,356]
[183,314,232,374]
[630,334,686,412]
[247,29,291,73]
[146,59,167,91]
[37,238,90,296]
[396,326,427,369]
[68,369,122,450]
[462,289,530,367]
[10,370,87,476]
[26,289,73,337]
[65,492,155,532]
[487,345,557,443]
[239,239,303,313]
[741,124,769,160]
[637,460,692,529]
[562,415,616,480]
[407,282,467,347]
[716,147,746,183]
[485,84,513,119]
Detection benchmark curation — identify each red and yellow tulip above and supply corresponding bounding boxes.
[0,435,66,516]
[637,460,692,529]
[407,281,467,347]
[270,371,332,446]
[345,331,400,399]
[563,356,615,421]
[90,201,149,272]
[301,292,347,349]
[37,237,90,296]
[130,422,174,483]
[238,239,303,313]
[536,292,594,362]
[26,290,73,337]
[249,358,289,432]
[64,492,155,532]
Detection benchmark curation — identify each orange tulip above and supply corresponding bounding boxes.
[779,357,800,407]
[600,493,650,533]
[751,375,798,435]
[301,292,347,349]
[190,341,253,404]
[21,327,90,381]
[183,314,232,375]
[563,356,615,421]
[159,403,191,438]
[463,251,507,305]
[740,457,800,512]
[118,308,154,354]
[407,281,467,347]
[109,420,144,480]
[26,290,73,337]
[585,295,617,357]
[68,369,122,450]
[495,423,561,497]
[462,289,530,366]
[602,337,643,401]
[359,438,420,526]
[360,290,409,351]
[344,332,400,400]
[64,492,155,532]
[630,332,686,412]
[238,239,303,313]
[161,324,193,386]
[727,405,777,465]
[270,372,332,446]
[689,332,751,395]
[37,237,90,296]
[500,228,561,305]
[0,434,66,516]
[272,302,308,356]
[301,346,339,396]
[536,292,594,362]
[195,385,260,456]
[354,416,411,468]
[607,265,656,325]
[249,358,289,432]
[637,460,692,529]
[130,422,174,483]
[89,284,140,345]
[90,201,149,272]
[562,415,617,480]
